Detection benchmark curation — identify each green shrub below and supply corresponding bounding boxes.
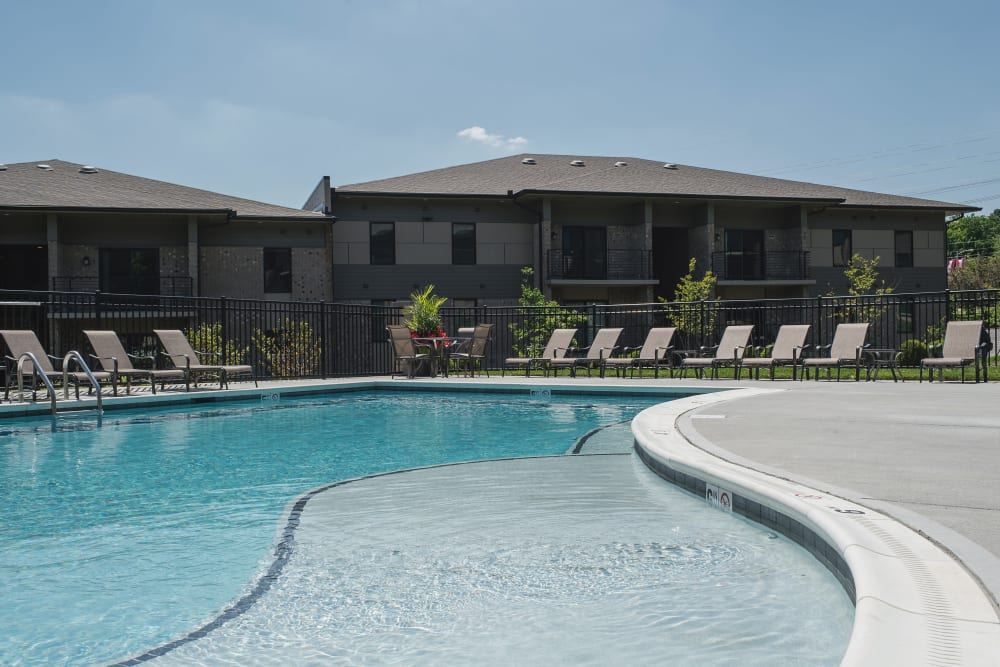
[897,339,928,367]
[253,319,322,378]
[185,322,249,364]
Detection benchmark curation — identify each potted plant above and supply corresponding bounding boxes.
[404,284,448,338]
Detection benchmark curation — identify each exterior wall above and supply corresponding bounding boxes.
[291,247,332,301]
[329,197,537,302]
[807,209,947,294]
[200,247,261,298]
[332,264,524,302]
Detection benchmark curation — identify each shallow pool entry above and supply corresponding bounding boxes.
[0,390,852,665]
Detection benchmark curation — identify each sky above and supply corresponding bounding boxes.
[3,1,1000,213]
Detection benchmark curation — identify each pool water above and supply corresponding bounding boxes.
[0,390,666,666]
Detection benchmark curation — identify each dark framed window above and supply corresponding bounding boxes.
[264,248,292,293]
[452,223,476,265]
[832,229,852,267]
[895,231,913,268]
[0,245,47,290]
[724,230,764,280]
[562,226,607,279]
[99,248,159,294]
[370,222,395,265]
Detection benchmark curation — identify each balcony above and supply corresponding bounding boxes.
[52,276,194,296]
[711,251,811,282]
[547,249,654,281]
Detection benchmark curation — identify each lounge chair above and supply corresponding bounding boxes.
[679,325,753,379]
[502,328,577,377]
[603,327,677,378]
[153,329,257,390]
[801,323,869,381]
[84,330,186,394]
[739,324,811,380]
[547,327,623,377]
[387,324,435,378]
[450,323,494,377]
[1,329,115,400]
[920,320,989,383]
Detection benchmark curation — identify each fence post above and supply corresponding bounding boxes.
[699,299,706,347]
[94,290,102,329]
[220,296,228,365]
[321,301,329,379]
[815,295,823,351]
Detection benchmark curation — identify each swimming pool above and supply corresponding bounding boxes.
[0,388,853,665]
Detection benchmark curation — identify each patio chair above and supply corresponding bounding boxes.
[801,323,869,381]
[920,320,989,383]
[387,324,435,378]
[739,324,811,380]
[679,325,753,379]
[84,330,186,394]
[547,327,623,378]
[602,327,677,379]
[1,329,115,400]
[502,328,577,377]
[450,323,494,377]
[153,329,257,390]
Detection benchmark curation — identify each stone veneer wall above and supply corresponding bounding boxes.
[291,248,332,301]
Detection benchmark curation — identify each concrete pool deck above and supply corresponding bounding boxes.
[3,374,999,663]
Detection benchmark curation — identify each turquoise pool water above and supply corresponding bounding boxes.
[0,390,667,666]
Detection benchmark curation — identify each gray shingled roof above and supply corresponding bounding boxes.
[336,154,978,212]
[0,160,325,219]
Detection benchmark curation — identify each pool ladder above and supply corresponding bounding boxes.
[14,351,104,418]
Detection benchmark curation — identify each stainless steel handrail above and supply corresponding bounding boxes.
[62,351,104,414]
[15,352,58,415]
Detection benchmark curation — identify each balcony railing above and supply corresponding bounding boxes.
[711,251,811,281]
[547,249,653,281]
[52,276,194,296]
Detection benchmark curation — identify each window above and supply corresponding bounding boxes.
[561,227,607,279]
[263,248,292,293]
[452,223,476,265]
[370,222,395,265]
[724,230,764,280]
[99,248,159,294]
[832,230,852,267]
[0,245,47,290]
[895,231,913,268]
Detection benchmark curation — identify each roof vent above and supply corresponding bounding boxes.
[521,157,536,165]
[79,165,99,174]
[570,159,585,167]
[36,164,53,171]
[663,163,678,170]
[614,160,628,167]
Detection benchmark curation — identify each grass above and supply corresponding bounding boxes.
[531,361,997,383]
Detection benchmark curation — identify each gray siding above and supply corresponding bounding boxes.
[333,264,524,302]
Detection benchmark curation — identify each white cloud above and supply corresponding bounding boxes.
[457,126,528,151]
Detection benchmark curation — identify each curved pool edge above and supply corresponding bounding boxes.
[632,388,1000,667]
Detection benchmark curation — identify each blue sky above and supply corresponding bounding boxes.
[3,1,999,212]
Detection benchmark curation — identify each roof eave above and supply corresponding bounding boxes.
[0,205,329,220]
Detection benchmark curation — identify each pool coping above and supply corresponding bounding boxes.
[632,388,1000,666]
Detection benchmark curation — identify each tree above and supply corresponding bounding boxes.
[658,258,718,345]
[947,209,1000,258]
[508,267,586,357]
[836,253,894,324]
[948,255,1000,291]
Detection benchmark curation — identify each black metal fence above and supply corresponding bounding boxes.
[0,288,997,379]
